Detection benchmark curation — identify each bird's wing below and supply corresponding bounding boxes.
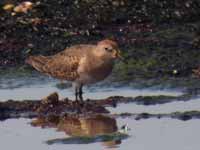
[43,54,81,81]
[42,45,94,81]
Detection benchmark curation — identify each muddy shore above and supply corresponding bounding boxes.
[1,91,200,121]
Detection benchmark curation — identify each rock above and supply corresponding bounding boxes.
[41,92,59,105]
[13,1,33,13]
[3,4,14,11]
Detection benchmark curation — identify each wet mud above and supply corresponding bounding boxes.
[114,110,200,121]
[0,91,200,121]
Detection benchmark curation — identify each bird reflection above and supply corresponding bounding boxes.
[31,114,128,148]
[57,114,117,136]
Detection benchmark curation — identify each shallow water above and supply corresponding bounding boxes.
[0,79,200,150]
[1,118,200,150]
[109,99,200,114]
[116,118,200,150]
[0,80,182,101]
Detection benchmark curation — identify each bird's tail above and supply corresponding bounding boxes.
[26,55,48,72]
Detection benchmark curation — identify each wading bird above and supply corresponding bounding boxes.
[26,39,125,101]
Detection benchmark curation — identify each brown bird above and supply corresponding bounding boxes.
[26,39,124,101]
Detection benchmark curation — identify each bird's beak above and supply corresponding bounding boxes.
[115,49,128,64]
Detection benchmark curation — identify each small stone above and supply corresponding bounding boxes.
[27,43,34,48]
[174,11,181,17]
[11,12,16,16]
[173,70,178,74]
[185,2,190,8]
[3,4,14,11]
[14,1,33,13]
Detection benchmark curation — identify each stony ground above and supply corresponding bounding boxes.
[1,0,200,81]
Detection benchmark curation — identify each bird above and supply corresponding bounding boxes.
[119,124,130,133]
[26,39,125,101]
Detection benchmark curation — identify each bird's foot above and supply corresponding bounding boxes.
[75,97,84,104]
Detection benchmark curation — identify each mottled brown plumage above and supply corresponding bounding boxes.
[26,39,123,101]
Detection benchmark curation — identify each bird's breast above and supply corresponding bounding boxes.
[77,57,114,84]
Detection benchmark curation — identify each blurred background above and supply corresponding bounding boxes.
[1,0,200,83]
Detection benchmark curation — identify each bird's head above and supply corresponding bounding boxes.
[94,39,126,63]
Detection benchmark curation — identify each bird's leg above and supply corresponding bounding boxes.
[78,84,83,101]
[74,84,79,101]
[74,83,83,101]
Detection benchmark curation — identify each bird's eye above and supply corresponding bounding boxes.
[105,47,113,52]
